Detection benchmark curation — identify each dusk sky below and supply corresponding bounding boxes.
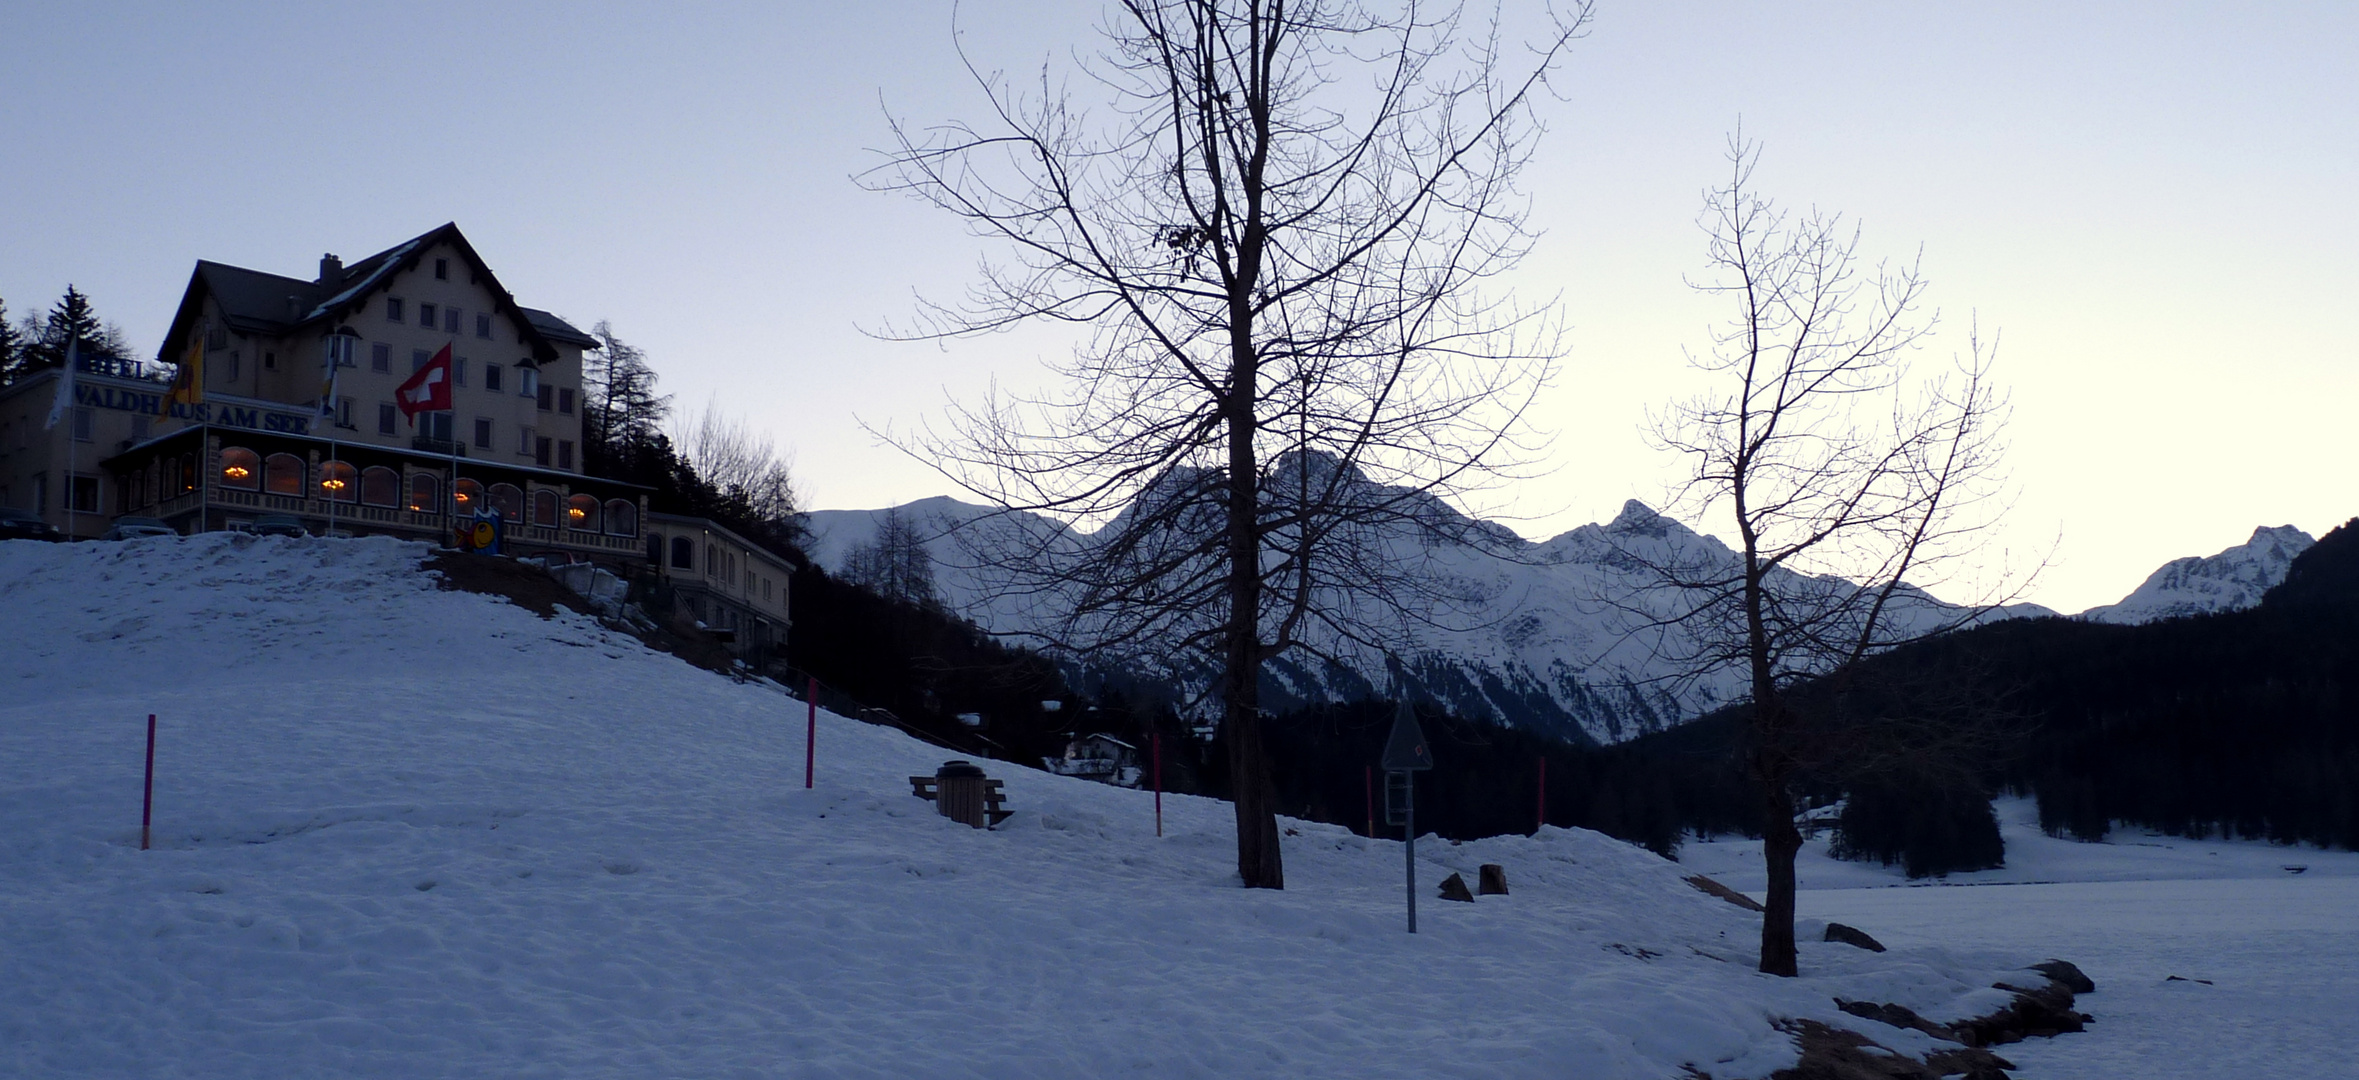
[3,1,2351,614]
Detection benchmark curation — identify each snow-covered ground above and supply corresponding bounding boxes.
[2,534,2065,1078]
[1682,800,2359,1078]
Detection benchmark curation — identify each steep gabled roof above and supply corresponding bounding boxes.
[156,223,574,367]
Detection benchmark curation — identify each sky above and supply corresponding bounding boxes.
[3,1,2352,614]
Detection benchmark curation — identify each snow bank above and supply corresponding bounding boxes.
[1,535,2054,1078]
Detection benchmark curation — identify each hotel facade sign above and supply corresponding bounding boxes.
[76,383,316,436]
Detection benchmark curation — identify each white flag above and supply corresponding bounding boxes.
[42,338,79,431]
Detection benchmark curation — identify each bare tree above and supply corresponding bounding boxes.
[677,403,806,541]
[1646,136,2025,975]
[868,0,1588,888]
[845,507,940,607]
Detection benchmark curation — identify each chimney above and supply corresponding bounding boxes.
[318,253,344,289]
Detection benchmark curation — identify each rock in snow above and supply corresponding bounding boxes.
[2079,525,2314,624]
[0,533,2082,1078]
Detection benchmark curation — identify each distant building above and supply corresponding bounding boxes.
[1043,733,1142,787]
[644,512,796,667]
[0,223,648,565]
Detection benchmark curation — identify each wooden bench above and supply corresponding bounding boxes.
[909,773,1013,828]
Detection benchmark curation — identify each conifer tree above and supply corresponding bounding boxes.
[0,297,28,386]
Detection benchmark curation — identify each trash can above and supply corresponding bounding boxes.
[935,760,988,828]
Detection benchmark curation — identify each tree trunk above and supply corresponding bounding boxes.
[1756,773,1801,976]
[1223,278,1282,889]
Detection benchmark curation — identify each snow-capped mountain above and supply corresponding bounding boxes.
[804,475,2036,745]
[2079,526,2315,625]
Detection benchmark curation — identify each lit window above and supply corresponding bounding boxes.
[566,493,600,532]
[262,453,305,496]
[218,447,261,490]
[489,483,524,521]
[317,461,357,503]
[360,467,400,507]
[454,479,482,513]
[407,473,440,512]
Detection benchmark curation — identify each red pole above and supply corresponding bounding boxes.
[1152,732,1163,837]
[1535,756,1547,835]
[804,676,817,789]
[1365,764,1375,839]
[141,714,156,851]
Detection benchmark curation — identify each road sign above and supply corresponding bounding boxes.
[1381,702,1433,772]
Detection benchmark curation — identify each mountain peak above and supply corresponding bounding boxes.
[2082,524,2317,625]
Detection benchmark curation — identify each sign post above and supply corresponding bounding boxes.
[1381,700,1434,932]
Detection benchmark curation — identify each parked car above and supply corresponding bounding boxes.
[0,507,64,541]
[100,515,178,541]
[249,514,306,538]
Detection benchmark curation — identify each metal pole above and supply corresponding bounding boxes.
[1404,775,1417,933]
[804,676,817,789]
[1152,731,1163,837]
[1365,765,1374,839]
[140,714,156,851]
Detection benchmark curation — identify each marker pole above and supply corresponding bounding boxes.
[1536,755,1547,835]
[1364,765,1375,839]
[804,676,817,789]
[140,714,156,851]
[1152,732,1163,837]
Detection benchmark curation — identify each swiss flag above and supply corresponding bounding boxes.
[395,343,454,423]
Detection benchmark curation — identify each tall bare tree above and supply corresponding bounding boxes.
[1647,137,2024,975]
[844,506,940,607]
[678,404,805,541]
[869,0,1588,888]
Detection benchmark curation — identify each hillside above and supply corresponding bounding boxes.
[1,534,2073,1078]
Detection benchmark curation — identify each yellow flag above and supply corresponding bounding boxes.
[158,337,204,418]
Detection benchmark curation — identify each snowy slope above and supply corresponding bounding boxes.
[805,492,2043,744]
[2,535,2063,1078]
[2079,526,2314,624]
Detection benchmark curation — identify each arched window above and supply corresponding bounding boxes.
[361,467,401,507]
[566,493,600,532]
[317,461,358,503]
[218,447,261,490]
[645,532,663,564]
[670,535,695,569]
[408,473,440,513]
[453,478,483,515]
[603,499,636,537]
[706,543,718,577]
[531,489,559,527]
[263,453,306,496]
[488,483,524,522]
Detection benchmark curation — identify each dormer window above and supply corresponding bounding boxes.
[518,365,540,398]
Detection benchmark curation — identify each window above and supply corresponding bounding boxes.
[413,349,429,372]
[421,412,453,442]
[317,461,357,503]
[386,297,404,322]
[434,257,449,280]
[33,473,46,513]
[444,307,460,334]
[407,473,440,512]
[419,302,437,328]
[604,499,636,537]
[69,475,99,514]
[378,403,397,435]
[454,479,482,514]
[534,437,551,467]
[455,356,469,387]
[531,488,559,527]
[518,426,535,456]
[536,383,553,411]
[371,343,391,372]
[557,388,574,415]
[335,397,355,429]
[261,350,275,372]
[670,536,694,569]
[566,493,600,532]
[488,483,523,522]
[71,408,91,442]
[470,417,491,448]
[360,466,400,507]
[226,352,241,381]
[518,365,540,398]
[557,440,574,470]
[484,363,503,392]
[706,544,717,576]
[475,313,492,339]
[263,453,306,496]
